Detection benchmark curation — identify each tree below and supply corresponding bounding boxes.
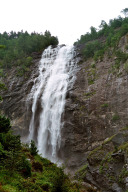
[44,30,51,38]
[0,116,11,133]
[121,8,128,17]
[99,20,107,29]
[90,26,97,39]
[30,140,38,156]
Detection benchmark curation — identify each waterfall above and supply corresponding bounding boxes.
[28,45,77,163]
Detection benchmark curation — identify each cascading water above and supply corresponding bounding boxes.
[28,45,77,163]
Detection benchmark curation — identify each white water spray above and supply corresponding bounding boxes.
[28,45,77,162]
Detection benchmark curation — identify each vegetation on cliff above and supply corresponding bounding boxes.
[75,127,128,191]
[0,7,128,192]
[0,115,81,192]
[0,30,58,76]
[74,8,128,62]
[71,8,128,192]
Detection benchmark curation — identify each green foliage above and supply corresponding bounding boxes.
[75,164,88,180]
[0,82,7,90]
[0,142,5,157]
[124,61,128,73]
[83,40,102,60]
[0,68,4,77]
[0,115,80,192]
[87,67,96,85]
[1,132,21,151]
[91,62,96,68]
[112,114,120,121]
[106,31,121,48]
[118,142,128,151]
[0,96,3,102]
[119,168,128,183]
[75,13,128,45]
[0,45,6,49]
[94,49,105,61]
[0,30,59,76]
[121,8,128,17]
[120,23,128,36]
[115,50,128,63]
[99,165,104,174]
[30,140,38,156]
[17,155,31,177]
[0,116,11,133]
[101,103,109,108]
[84,91,96,98]
[74,9,128,61]
[16,56,33,76]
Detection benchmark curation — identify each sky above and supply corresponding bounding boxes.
[0,0,128,45]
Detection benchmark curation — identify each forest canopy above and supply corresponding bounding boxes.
[74,8,128,61]
[0,30,59,72]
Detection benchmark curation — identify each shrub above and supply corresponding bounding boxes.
[2,132,21,151]
[32,161,43,172]
[0,116,11,133]
[0,82,7,90]
[0,142,5,158]
[101,103,109,108]
[51,167,66,192]
[18,155,31,177]
[91,63,96,68]
[83,40,102,60]
[115,50,128,63]
[121,23,128,36]
[30,140,38,156]
[94,49,105,61]
[112,114,120,121]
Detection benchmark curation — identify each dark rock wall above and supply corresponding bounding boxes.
[0,56,40,139]
[61,45,128,171]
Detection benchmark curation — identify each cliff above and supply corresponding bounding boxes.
[61,34,128,192]
[0,53,41,139]
[1,34,128,191]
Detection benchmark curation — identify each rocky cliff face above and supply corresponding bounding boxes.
[1,35,128,192]
[0,53,41,140]
[60,34,128,191]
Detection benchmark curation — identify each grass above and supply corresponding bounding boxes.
[0,144,81,192]
[112,114,120,121]
[101,103,109,108]
[75,164,88,180]
[84,91,96,98]
[0,116,82,192]
[118,142,128,151]
[0,152,81,192]
[103,134,116,145]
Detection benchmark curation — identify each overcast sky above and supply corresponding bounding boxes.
[0,0,128,45]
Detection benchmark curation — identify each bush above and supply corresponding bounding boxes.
[30,140,38,156]
[115,50,128,63]
[121,23,128,36]
[0,116,11,133]
[2,132,21,151]
[0,82,7,90]
[83,41,102,60]
[101,103,109,108]
[18,155,31,177]
[51,167,67,192]
[94,49,105,61]
[0,142,5,158]
[112,114,120,121]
